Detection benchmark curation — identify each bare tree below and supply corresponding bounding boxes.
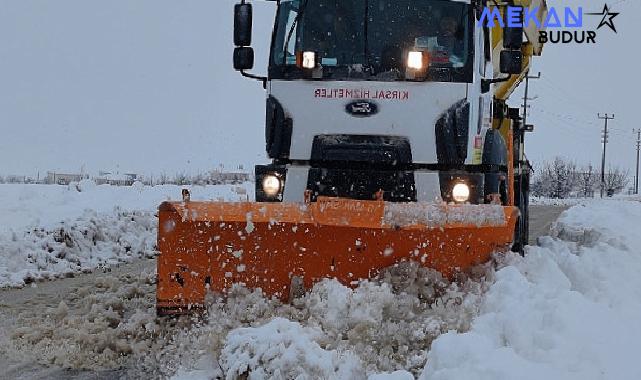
[173,172,189,186]
[192,172,207,186]
[532,157,577,198]
[603,166,629,196]
[158,172,170,185]
[6,175,26,184]
[577,164,598,198]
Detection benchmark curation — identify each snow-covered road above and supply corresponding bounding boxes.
[1,183,640,379]
[0,259,156,380]
[0,183,252,379]
[528,205,568,245]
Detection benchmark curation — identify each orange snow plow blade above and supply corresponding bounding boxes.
[156,198,518,314]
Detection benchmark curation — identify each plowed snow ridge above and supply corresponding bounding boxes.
[173,199,641,380]
[0,182,252,288]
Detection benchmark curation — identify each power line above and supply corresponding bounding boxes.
[611,0,630,7]
[524,86,599,127]
[535,88,598,123]
[538,77,612,114]
[530,109,601,139]
[534,108,597,128]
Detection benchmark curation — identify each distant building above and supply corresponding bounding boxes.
[94,171,140,186]
[5,175,27,184]
[45,172,89,185]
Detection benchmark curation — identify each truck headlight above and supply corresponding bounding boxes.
[302,52,316,69]
[452,183,470,203]
[407,51,428,70]
[256,165,286,202]
[262,175,282,197]
[297,51,317,69]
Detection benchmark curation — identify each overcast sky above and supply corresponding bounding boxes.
[0,0,639,179]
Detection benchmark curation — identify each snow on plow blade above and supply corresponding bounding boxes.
[156,198,518,314]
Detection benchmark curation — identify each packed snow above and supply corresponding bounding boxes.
[6,267,160,371]
[383,203,505,227]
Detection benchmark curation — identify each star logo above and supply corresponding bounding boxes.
[587,4,620,33]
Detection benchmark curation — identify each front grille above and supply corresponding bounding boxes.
[307,167,416,202]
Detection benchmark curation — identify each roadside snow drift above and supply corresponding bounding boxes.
[0,183,252,287]
[0,210,156,287]
[421,200,641,380]
[170,199,641,380]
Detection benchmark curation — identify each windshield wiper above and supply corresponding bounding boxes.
[283,0,310,66]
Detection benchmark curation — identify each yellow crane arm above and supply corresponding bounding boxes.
[492,0,548,100]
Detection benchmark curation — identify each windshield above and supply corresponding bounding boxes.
[269,0,473,82]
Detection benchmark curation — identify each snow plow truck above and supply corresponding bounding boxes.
[156,0,547,314]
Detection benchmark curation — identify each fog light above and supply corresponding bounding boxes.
[452,183,470,203]
[262,175,281,197]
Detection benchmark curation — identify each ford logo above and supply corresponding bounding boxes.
[345,101,378,117]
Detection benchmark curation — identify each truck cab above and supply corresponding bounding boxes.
[233,0,537,212]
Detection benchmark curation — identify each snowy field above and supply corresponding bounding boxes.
[1,184,641,379]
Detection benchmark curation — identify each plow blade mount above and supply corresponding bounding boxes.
[157,198,518,314]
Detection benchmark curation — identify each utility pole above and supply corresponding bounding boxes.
[518,71,540,172]
[518,71,540,174]
[522,71,541,129]
[634,128,641,195]
[598,113,615,198]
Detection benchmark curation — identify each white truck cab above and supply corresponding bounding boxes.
[233,0,528,207]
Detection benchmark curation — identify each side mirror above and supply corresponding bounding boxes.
[500,50,522,74]
[234,3,253,47]
[503,6,524,49]
[503,26,523,50]
[234,47,255,71]
[232,2,266,86]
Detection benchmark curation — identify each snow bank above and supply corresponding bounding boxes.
[421,199,641,380]
[528,196,588,206]
[0,210,156,287]
[0,183,252,287]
